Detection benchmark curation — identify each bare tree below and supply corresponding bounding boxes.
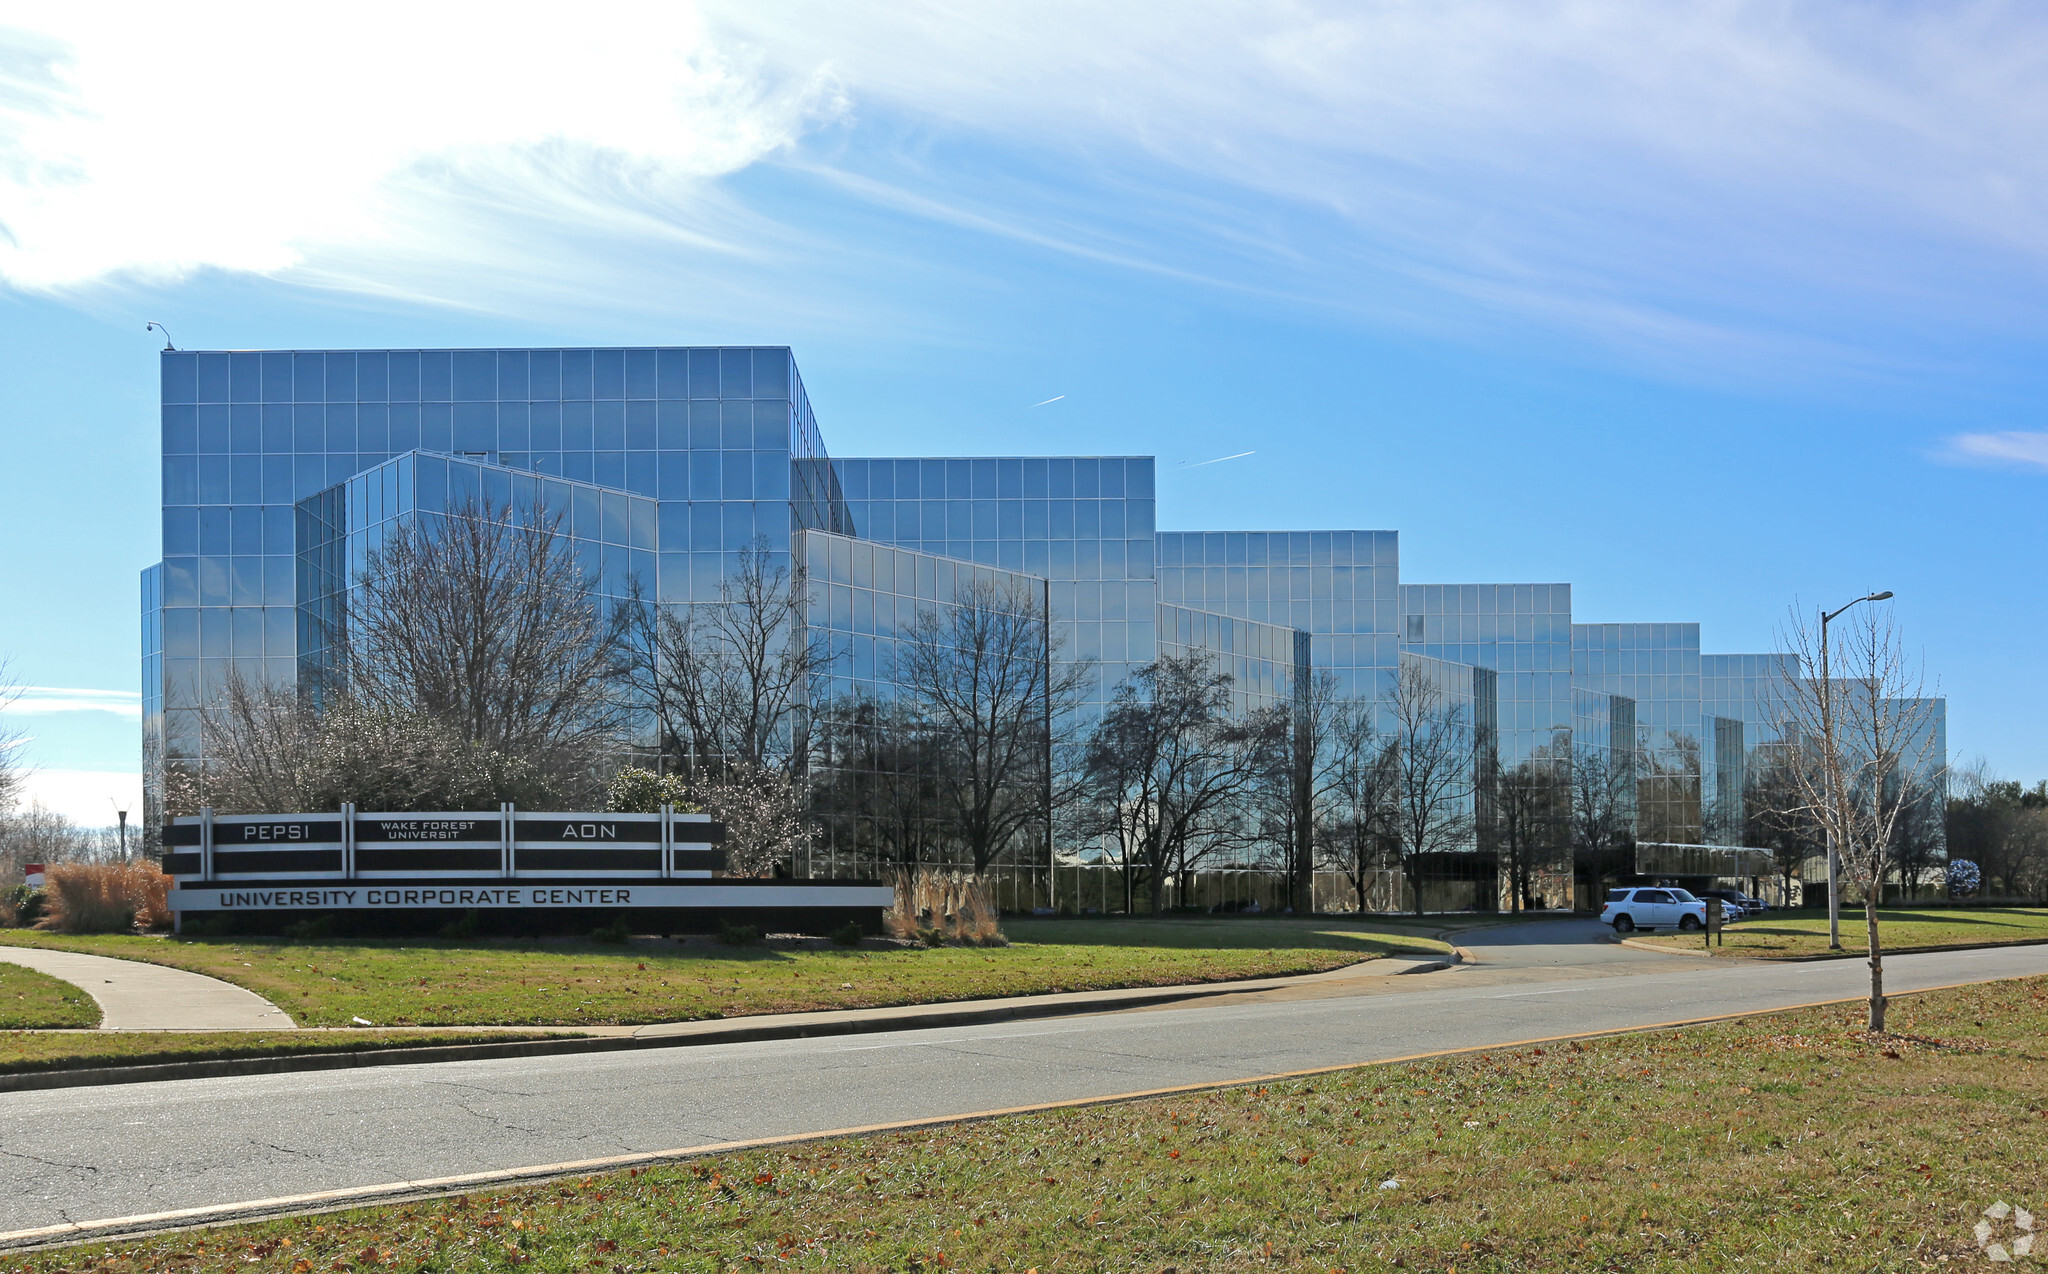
[894,579,1091,875]
[1773,604,1946,1033]
[183,670,569,815]
[1387,659,1477,916]
[0,801,102,880]
[343,498,632,798]
[1318,696,1398,913]
[1947,763,2048,898]
[1079,652,1283,916]
[0,661,26,817]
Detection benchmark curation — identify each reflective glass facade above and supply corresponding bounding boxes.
[1155,603,1304,714]
[1571,622,1705,843]
[295,451,659,688]
[143,345,1941,903]
[831,457,1156,706]
[1155,530,1400,700]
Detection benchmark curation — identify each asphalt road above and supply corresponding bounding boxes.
[6,921,2045,1238]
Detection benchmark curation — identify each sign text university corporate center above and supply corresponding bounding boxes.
[142,346,1941,910]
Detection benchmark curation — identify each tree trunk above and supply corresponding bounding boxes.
[1865,891,1886,1033]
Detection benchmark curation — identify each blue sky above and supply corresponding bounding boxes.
[3,1,2045,820]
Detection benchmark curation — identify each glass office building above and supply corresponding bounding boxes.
[144,345,1942,906]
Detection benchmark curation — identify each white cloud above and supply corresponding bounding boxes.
[2,687,141,719]
[13,769,141,827]
[5,2,2048,370]
[1937,431,2048,472]
[0,2,838,291]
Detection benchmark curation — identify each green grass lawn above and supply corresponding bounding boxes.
[1633,905,2048,958]
[0,962,99,1029]
[0,1029,573,1077]
[0,917,1451,1029]
[16,973,2044,1271]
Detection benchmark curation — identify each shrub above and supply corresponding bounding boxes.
[37,863,172,934]
[590,918,632,943]
[719,922,759,946]
[438,909,483,940]
[604,767,698,814]
[884,869,1006,947]
[1,884,44,928]
[830,920,865,947]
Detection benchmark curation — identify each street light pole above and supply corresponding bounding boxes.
[1819,590,1894,951]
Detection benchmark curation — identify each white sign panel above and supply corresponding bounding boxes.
[166,883,893,911]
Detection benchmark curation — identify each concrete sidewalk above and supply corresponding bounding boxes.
[0,946,294,1031]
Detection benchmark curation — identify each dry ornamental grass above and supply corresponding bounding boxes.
[35,864,171,934]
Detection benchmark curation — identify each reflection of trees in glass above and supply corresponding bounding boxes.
[812,696,945,871]
[1315,695,1399,914]
[1493,739,1569,912]
[1386,660,1477,916]
[625,537,825,876]
[1743,741,1823,903]
[892,579,1091,875]
[1077,651,1284,916]
[1570,740,1634,895]
[1635,729,1702,845]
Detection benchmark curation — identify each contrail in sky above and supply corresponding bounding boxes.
[1029,395,1065,408]
[1180,450,1255,468]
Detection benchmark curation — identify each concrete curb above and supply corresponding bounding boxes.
[0,955,1456,1093]
[1611,934,2048,962]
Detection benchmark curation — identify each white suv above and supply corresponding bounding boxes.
[1601,887,1708,933]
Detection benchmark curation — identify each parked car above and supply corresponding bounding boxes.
[1600,887,1709,933]
[1691,888,1755,920]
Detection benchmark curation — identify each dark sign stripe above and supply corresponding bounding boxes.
[671,849,727,871]
[161,852,203,875]
[163,825,204,848]
[354,848,503,872]
[673,822,727,843]
[516,848,663,871]
[211,849,344,874]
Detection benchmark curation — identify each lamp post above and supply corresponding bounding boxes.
[1819,590,1894,950]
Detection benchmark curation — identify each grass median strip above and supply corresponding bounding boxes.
[1633,905,2048,958]
[0,918,1451,1029]
[0,964,100,1030]
[0,1029,577,1077]
[11,973,2044,1270]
